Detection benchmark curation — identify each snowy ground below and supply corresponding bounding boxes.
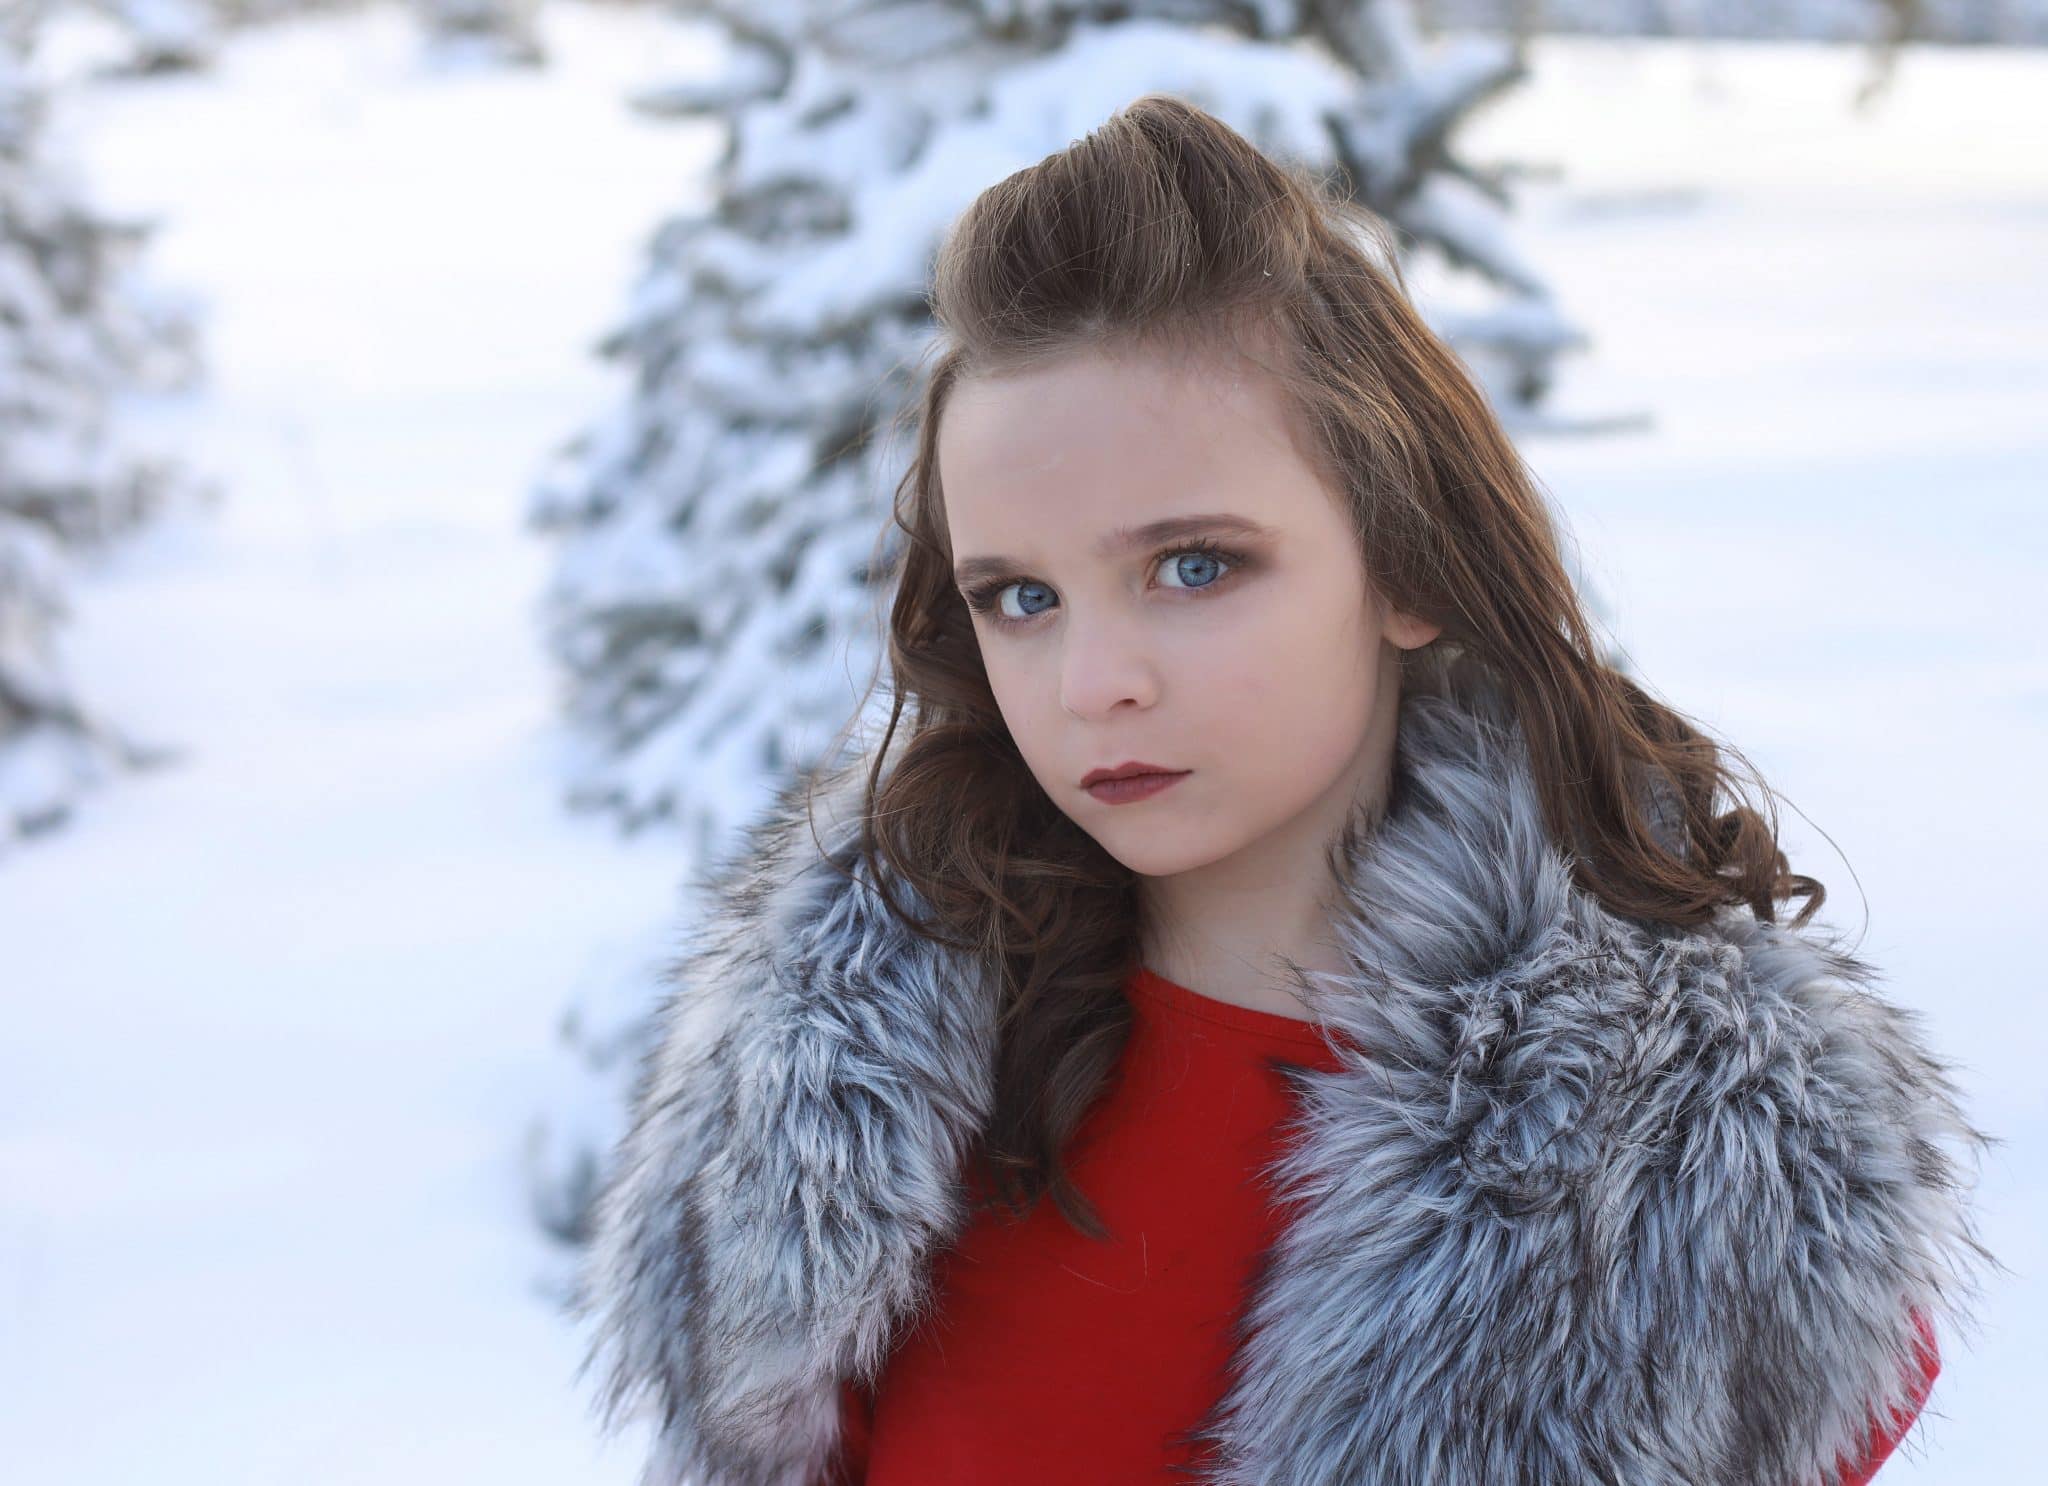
[1,4,2040,1480]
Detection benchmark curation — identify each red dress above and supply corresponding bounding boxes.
[819,965,1941,1484]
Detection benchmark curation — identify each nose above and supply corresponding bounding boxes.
[1059,608,1162,721]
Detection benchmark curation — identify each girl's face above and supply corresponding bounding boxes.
[938,340,1440,880]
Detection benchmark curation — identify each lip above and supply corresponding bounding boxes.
[1082,762,1191,806]
[1082,760,1185,787]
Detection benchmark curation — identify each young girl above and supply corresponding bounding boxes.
[573,95,1988,1485]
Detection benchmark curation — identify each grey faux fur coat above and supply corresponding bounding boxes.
[572,648,1993,1486]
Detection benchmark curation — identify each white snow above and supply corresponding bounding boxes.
[1,5,2039,1480]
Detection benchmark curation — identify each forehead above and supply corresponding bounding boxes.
[937,342,1313,549]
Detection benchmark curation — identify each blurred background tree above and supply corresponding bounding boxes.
[412,0,547,65]
[1416,0,2039,47]
[65,0,558,77]
[1415,1,2047,99]
[0,4,212,852]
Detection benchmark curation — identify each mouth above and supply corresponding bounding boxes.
[1081,759,1185,787]
[1082,768,1191,805]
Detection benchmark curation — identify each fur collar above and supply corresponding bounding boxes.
[573,647,1993,1486]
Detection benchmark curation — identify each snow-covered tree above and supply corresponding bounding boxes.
[0,19,212,851]
[88,0,539,69]
[522,0,1603,1246]
[208,0,380,22]
[1416,0,2048,47]
[43,0,357,82]
[412,0,547,66]
[87,0,222,76]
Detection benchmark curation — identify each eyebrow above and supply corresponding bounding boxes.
[952,513,1278,588]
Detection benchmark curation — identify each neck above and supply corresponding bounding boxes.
[1136,650,1403,1019]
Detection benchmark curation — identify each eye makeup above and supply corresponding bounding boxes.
[958,536,1252,630]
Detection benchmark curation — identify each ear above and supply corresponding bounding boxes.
[1384,609,1444,650]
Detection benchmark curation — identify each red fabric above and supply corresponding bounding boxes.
[822,1376,872,1486]
[813,966,1944,1485]
[846,964,1349,1483]
[1835,1306,1941,1486]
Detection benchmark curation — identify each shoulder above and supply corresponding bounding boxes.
[1374,871,1993,1481]
[1639,903,1991,1258]
[1197,871,1995,1482]
[1576,905,1992,1482]
[568,733,998,1482]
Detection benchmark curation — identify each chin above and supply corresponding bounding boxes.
[1096,825,1235,880]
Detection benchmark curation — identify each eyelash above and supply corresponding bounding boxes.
[959,537,1248,630]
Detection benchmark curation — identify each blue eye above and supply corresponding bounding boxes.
[1000,580,1057,622]
[1159,550,1226,591]
[960,537,1245,631]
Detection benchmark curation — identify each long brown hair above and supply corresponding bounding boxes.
[808,93,1824,1240]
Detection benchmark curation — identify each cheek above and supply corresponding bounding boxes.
[1194,586,1378,756]
[979,651,1061,779]
[981,651,1031,731]
[1192,579,1371,712]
